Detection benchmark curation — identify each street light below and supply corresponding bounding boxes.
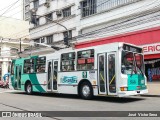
[30,10,69,47]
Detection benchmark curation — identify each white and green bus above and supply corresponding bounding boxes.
[11,42,148,99]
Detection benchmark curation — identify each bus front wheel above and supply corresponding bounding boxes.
[80,82,93,100]
[26,82,32,95]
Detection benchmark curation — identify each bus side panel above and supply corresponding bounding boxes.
[21,73,46,93]
[58,71,98,95]
[35,73,47,92]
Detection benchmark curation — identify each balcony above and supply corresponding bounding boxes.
[81,0,141,18]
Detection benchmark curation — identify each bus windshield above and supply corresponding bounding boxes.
[121,51,144,75]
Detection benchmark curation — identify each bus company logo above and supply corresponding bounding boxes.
[61,76,78,84]
[130,79,136,84]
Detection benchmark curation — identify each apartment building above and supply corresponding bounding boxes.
[24,0,77,51]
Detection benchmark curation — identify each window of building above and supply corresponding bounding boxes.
[81,0,96,17]
[77,49,94,70]
[63,30,72,40]
[45,13,52,23]
[81,0,140,17]
[61,52,75,71]
[24,59,35,73]
[25,11,30,19]
[25,5,30,11]
[62,7,71,18]
[34,0,39,8]
[34,39,40,47]
[41,38,45,43]
[46,35,53,44]
[34,18,39,26]
[25,0,30,5]
[34,39,40,43]
[35,57,46,73]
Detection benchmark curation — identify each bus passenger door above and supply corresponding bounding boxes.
[98,54,107,95]
[107,52,117,95]
[52,60,58,91]
[98,52,117,95]
[15,65,21,89]
[47,60,58,91]
[47,60,52,91]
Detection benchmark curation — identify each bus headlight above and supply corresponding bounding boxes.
[120,87,128,91]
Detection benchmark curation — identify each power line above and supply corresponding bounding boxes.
[22,0,159,38]
[5,0,160,40]
[0,0,20,12]
[3,0,113,38]
[0,0,20,16]
[2,2,23,15]
[0,10,23,21]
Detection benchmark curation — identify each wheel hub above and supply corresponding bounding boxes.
[82,85,90,97]
[27,85,31,93]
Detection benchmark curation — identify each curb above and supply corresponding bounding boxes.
[140,94,160,97]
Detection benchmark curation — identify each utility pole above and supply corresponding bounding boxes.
[20,38,21,53]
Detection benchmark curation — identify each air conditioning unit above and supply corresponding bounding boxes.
[56,10,62,17]
[44,0,50,8]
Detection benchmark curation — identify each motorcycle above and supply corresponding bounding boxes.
[0,80,9,88]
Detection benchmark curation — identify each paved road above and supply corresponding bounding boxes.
[0,89,160,120]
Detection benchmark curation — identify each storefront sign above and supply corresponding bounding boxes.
[141,43,160,55]
[147,68,160,81]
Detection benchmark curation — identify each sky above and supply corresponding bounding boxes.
[0,0,22,20]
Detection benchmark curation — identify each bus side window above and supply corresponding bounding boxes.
[24,59,35,73]
[77,49,94,70]
[36,57,46,73]
[61,52,75,72]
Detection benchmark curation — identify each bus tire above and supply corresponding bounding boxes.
[80,82,93,100]
[26,82,32,95]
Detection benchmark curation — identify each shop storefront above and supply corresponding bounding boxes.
[142,43,160,82]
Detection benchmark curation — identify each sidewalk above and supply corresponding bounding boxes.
[0,88,15,93]
[141,82,160,97]
[0,85,15,93]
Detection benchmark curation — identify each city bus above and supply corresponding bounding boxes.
[11,42,148,99]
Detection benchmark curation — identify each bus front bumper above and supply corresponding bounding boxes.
[117,89,148,97]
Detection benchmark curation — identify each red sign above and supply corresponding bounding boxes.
[78,59,85,64]
[142,43,160,54]
[87,58,94,63]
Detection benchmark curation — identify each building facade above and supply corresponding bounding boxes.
[26,0,77,49]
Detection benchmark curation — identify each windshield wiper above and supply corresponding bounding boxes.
[136,64,144,76]
[130,65,134,77]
